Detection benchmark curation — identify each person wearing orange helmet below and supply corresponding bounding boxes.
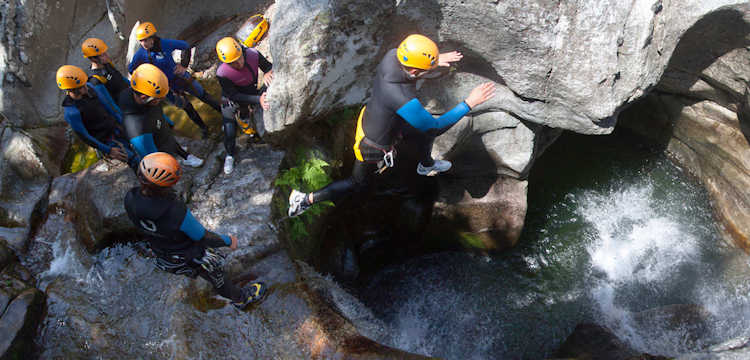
[56,65,136,170]
[120,63,203,167]
[288,34,496,217]
[124,152,266,309]
[81,37,129,101]
[128,21,221,139]
[215,35,273,174]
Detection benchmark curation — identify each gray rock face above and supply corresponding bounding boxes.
[0,243,45,360]
[24,140,423,359]
[0,126,66,252]
[619,6,750,249]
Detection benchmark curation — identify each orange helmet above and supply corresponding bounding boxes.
[139,152,181,187]
[216,37,243,63]
[396,34,438,70]
[81,38,108,58]
[56,65,88,90]
[136,21,157,41]
[130,63,169,98]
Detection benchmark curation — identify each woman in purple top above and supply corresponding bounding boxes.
[215,36,273,174]
[128,22,221,139]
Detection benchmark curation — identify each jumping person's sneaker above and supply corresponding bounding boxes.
[223,155,234,175]
[288,189,311,217]
[233,282,267,310]
[416,159,452,176]
[183,154,204,168]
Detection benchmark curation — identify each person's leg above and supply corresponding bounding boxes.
[288,161,378,217]
[197,266,245,302]
[223,116,237,157]
[187,78,221,113]
[183,101,209,138]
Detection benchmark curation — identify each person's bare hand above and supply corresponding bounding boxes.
[173,64,187,75]
[263,70,274,87]
[260,93,270,111]
[229,235,238,250]
[438,51,463,67]
[108,143,128,162]
[464,82,496,109]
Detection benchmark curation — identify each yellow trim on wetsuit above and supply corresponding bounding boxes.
[92,74,108,84]
[353,106,366,162]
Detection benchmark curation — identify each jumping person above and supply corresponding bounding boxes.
[56,65,137,170]
[288,34,496,217]
[120,63,203,167]
[128,21,221,139]
[124,152,266,309]
[81,38,129,102]
[215,35,273,174]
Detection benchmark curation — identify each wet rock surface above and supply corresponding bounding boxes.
[23,140,424,359]
[0,241,45,360]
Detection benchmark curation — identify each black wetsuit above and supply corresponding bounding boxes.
[62,82,137,170]
[88,62,129,102]
[124,187,244,302]
[119,88,188,159]
[217,47,272,156]
[311,48,471,204]
[129,37,220,132]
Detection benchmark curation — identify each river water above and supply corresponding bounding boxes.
[356,130,750,359]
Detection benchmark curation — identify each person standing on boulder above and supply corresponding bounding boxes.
[120,63,204,168]
[287,34,496,217]
[56,65,137,171]
[128,21,221,139]
[215,33,273,175]
[81,38,130,102]
[124,152,266,309]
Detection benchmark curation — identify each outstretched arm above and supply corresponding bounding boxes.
[64,106,112,154]
[396,99,471,132]
[179,209,232,248]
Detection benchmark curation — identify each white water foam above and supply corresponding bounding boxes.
[578,180,728,355]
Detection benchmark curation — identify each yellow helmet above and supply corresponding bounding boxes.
[216,37,243,63]
[135,21,157,41]
[139,152,182,187]
[396,34,438,70]
[81,38,109,58]
[238,14,269,47]
[56,65,88,90]
[130,63,169,98]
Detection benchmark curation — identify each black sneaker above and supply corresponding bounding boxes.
[232,282,267,310]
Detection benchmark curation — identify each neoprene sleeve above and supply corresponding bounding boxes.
[179,209,232,247]
[396,99,471,132]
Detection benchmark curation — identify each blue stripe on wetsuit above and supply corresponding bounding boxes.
[396,98,471,132]
[63,106,112,153]
[130,133,158,157]
[179,209,232,245]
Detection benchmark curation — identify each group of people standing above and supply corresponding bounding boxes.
[54,13,496,311]
[56,15,273,309]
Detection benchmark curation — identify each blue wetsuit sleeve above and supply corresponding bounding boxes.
[179,209,232,247]
[128,50,144,74]
[396,98,471,132]
[130,134,158,157]
[63,106,112,153]
[179,209,206,241]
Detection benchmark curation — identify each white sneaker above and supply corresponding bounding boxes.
[223,155,234,175]
[416,160,452,176]
[288,189,311,217]
[183,154,204,168]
